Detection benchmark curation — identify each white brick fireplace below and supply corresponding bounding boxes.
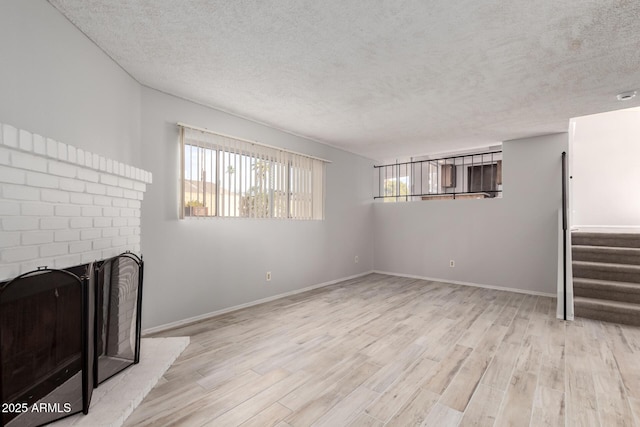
[0,123,152,281]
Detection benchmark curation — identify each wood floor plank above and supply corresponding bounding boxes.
[206,371,309,426]
[421,344,472,394]
[385,387,440,427]
[565,407,600,427]
[194,339,295,381]
[493,303,520,328]
[415,317,458,361]
[283,361,381,426]
[239,402,292,427]
[530,386,565,427]
[565,321,600,427]
[494,371,538,427]
[147,368,291,426]
[360,325,418,366]
[364,343,426,393]
[482,297,510,324]
[310,386,380,427]
[538,352,564,393]
[459,383,503,427]
[538,318,565,392]
[347,413,384,427]
[457,318,494,349]
[123,273,640,427]
[439,325,507,411]
[599,321,635,354]
[595,391,635,427]
[514,334,543,374]
[364,355,436,422]
[123,381,208,426]
[612,348,640,400]
[589,325,635,426]
[629,397,640,425]
[481,341,522,391]
[142,370,205,403]
[279,353,369,411]
[620,324,640,353]
[287,338,373,376]
[196,365,243,390]
[422,403,463,426]
[251,335,333,375]
[502,316,530,345]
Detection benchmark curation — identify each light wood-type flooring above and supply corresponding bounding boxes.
[126,273,640,426]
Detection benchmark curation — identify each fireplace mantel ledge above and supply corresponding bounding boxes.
[0,123,152,184]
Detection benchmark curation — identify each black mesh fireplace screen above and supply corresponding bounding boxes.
[0,268,91,427]
[94,252,144,386]
[0,253,143,424]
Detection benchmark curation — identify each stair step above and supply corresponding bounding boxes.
[572,261,640,284]
[574,296,640,326]
[572,232,640,248]
[573,278,640,304]
[572,245,640,265]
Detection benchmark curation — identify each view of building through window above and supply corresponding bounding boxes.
[376,148,502,201]
[181,126,325,219]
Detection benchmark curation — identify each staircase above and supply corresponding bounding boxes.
[572,231,640,326]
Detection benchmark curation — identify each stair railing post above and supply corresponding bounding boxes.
[562,151,568,321]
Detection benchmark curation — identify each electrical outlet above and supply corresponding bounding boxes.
[449,260,455,267]
[266,271,271,281]
[354,256,359,264]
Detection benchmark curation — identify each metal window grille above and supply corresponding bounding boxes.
[375,150,502,201]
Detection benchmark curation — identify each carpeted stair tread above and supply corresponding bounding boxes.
[572,260,640,284]
[574,296,640,326]
[572,232,640,248]
[574,296,640,310]
[572,245,640,265]
[571,231,640,325]
[573,278,640,304]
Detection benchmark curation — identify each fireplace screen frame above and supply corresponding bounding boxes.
[93,252,144,387]
[0,267,92,427]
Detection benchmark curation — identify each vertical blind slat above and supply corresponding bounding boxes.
[181,126,325,220]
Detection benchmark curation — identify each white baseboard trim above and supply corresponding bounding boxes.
[142,270,375,335]
[373,270,557,298]
[572,225,640,230]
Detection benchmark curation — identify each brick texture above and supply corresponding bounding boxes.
[0,123,152,280]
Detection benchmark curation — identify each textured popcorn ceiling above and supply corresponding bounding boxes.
[49,0,640,160]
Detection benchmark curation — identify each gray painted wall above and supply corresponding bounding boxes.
[373,133,568,295]
[0,0,375,330]
[1,0,568,330]
[139,87,374,328]
[0,0,142,166]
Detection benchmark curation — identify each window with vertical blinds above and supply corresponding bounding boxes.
[179,125,326,220]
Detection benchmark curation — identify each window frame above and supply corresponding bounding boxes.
[179,124,327,220]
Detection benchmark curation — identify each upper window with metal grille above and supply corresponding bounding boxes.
[375,149,502,201]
